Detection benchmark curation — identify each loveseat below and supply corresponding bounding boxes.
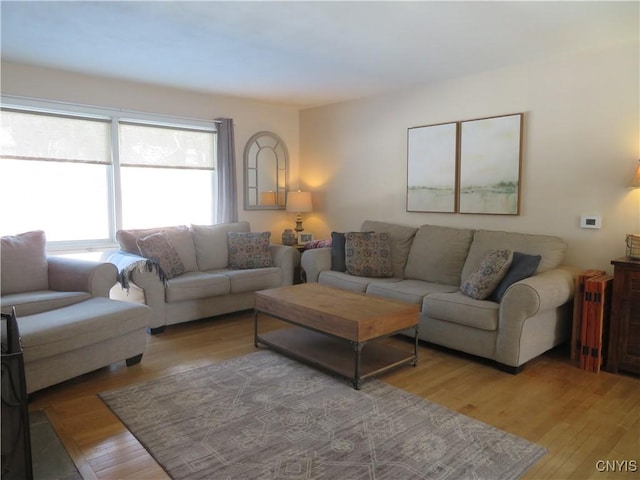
[1,230,152,393]
[301,220,580,372]
[103,222,300,332]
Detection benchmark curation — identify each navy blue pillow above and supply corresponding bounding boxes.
[490,252,541,302]
[331,232,347,272]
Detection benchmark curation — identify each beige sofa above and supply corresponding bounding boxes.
[301,220,580,372]
[103,222,300,332]
[1,231,152,393]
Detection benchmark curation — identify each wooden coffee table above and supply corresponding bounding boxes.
[254,283,420,389]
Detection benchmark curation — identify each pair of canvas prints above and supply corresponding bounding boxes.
[407,113,523,215]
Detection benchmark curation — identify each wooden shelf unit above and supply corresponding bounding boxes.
[606,257,640,375]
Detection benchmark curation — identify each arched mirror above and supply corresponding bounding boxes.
[244,131,288,210]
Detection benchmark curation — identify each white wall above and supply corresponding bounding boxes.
[299,43,639,273]
[0,61,301,236]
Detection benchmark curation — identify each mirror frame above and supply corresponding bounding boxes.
[243,131,289,210]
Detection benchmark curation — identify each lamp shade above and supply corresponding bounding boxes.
[630,160,640,188]
[286,191,312,213]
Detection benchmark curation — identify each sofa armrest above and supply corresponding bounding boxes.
[500,265,579,316]
[300,247,332,283]
[48,256,118,297]
[104,250,167,329]
[102,249,146,271]
[496,265,580,365]
[270,244,300,286]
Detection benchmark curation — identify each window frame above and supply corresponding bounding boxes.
[1,95,218,253]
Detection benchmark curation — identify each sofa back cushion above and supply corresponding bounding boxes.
[191,222,251,271]
[404,225,474,286]
[116,225,198,272]
[461,229,567,282]
[1,230,49,294]
[360,220,417,278]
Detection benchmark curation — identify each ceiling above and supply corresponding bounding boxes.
[1,1,638,109]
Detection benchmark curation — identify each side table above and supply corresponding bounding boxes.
[280,243,307,284]
[606,257,640,375]
[293,245,306,284]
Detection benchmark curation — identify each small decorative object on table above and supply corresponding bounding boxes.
[626,234,640,259]
[282,229,296,246]
[298,232,314,245]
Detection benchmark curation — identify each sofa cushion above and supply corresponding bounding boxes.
[490,252,542,302]
[117,225,198,272]
[461,249,513,300]
[1,291,91,317]
[331,231,347,272]
[461,229,567,282]
[423,292,499,331]
[165,272,231,303]
[366,280,459,308]
[227,232,272,269]
[223,267,282,294]
[361,220,417,278]
[191,222,251,271]
[136,232,186,279]
[167,227,199,272]
[345,232,393,278]
[318,270,401,293]
[404,225,474,286]
[1,230,49,295]
[17,297,150,363]
[331,231,374,272]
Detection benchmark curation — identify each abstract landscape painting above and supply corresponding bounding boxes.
[406,122,457,213]
[459,113,522,215]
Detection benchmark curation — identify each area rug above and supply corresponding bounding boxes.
[99,351,546,480]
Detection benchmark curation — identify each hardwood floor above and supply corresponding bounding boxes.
[29,311,639,480]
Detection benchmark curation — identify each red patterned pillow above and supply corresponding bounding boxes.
[136,232,185,279]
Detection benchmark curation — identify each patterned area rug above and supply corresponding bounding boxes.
[100,351,546,480]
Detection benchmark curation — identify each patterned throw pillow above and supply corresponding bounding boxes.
[490,252,541,302]
[345,232,393,278]
[136,232,186,279]
[461,249,513,300]
[228,232,272,269]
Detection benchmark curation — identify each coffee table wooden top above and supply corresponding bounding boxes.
[255,283,419,342]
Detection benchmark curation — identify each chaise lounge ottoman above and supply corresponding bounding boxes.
[18,297,151,394]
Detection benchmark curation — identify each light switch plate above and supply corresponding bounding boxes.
[580,215,602,229]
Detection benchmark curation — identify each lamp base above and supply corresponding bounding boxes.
[294,214,304,234]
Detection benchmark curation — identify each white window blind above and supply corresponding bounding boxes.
[0,109,112,242]
[0,102,218,248]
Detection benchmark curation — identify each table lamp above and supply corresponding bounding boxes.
[627,160,640,258]
[286,190,312,234]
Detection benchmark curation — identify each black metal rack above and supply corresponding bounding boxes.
[1,307,33,480]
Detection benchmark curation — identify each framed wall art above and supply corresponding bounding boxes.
[406,122,458,213]
[298,232,314,245]
[458,113,523,215]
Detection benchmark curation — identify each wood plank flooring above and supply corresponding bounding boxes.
[28,310,640,480]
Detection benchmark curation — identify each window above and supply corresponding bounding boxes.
[119,122,215,229]
[0,102,217,250]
